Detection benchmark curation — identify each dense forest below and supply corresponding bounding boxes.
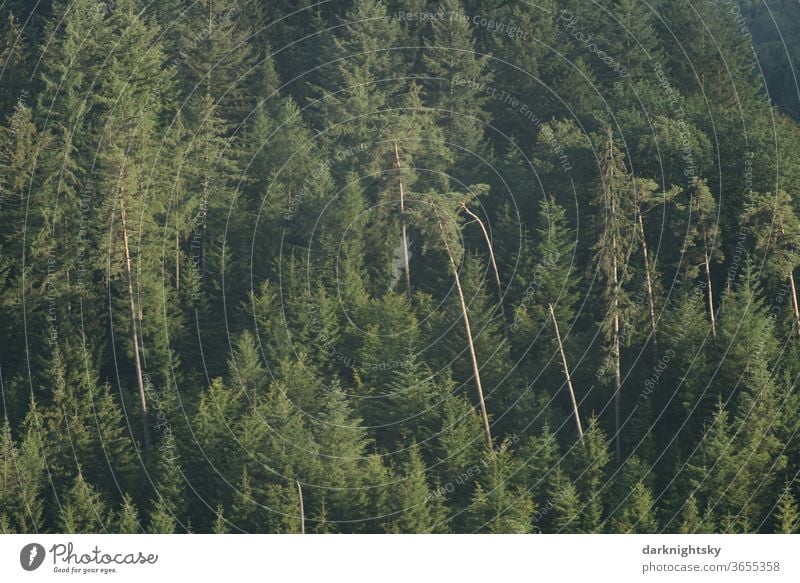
[1,0,799,534]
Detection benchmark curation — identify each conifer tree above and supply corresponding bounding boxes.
[228,330,268,411]
[177,0,258,126]
[59,472,109,533]
[388,443,446,533]
[593,129,635,462]
[742,189,800,337]
[613,482,659,533]
[422,0,491,181]
[550,468,582,533]
[116,495,141,533]
[568,417,611,532]
[313,0,407,173]
[678,178,723,339]
[467,445,535,533]
[774,481,799,534]
[0,13,26,116]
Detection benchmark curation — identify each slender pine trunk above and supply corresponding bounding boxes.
[394,142,411,299]
[789,271,800,338]
[637,208,658,353]
[297,480,305,534]
[120,190,151,450]
[549,304,584,446]
[459,202,504,319]
[434,207,492,450]
[701,226,717,340]
[608,131,622,464]
[175,232,180,293]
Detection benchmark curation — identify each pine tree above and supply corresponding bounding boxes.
[467,445,535,533]
[613,482,659,533]
[679,178,723,338]
[212,503,229,534]
[568,417,611,532]
[677,494,709,534]
[313,385,370,520]
[230,465,259,532]
[434,392,485,508]
[147,497,177,534]
[742,189,800,337]
[313,0,407,173]
[597,0,662,81]
[0,13,26,116]
[592,129,636,463]
[177,0,258,126]
[422,0,492,181]
[774,481,799,534]
[388,443,446,533]
[59,472,109,533]
[116,495,141,533]
[550,468,583,533]
[152,431,186,523]
[228,330,268,411]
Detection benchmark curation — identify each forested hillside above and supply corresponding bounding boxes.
[1,0,799,534]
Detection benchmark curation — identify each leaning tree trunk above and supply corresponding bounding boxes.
[636,207,658,353]
[777,224,800,339]
[120,189,151,450]
[434,206,493,450]
[788,271,800,338]
[394,142,412,299]
[701,226,717,340]
[548,304,584,446]
[459,202,505,322]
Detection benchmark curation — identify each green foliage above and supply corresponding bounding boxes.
[0,0,798,534]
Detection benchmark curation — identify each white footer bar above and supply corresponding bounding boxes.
[1,534,797,582]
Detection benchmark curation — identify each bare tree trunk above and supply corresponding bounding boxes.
[789,272,800,338]
[637,208,658,353]
[459,202,504,318]
[175,232,180,293]
[612,260,622,465]
[548,304,584,446]
[608,132,622,464]
[394,142,411,299]
[701,226,717,340]
[434,206,493,450]
[777,224,800,339]
[296,480,305,534]
[120,191,151,450]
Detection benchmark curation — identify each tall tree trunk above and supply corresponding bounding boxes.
[394,142,411,299]
[175,232,180,293]
[434,206,493,450]
[789,271,800,338]
[608,132,622,464]
[636,208,658,353]
[459,202,504,319]
[548,304,584,446]
[701,226,717,340]
[612,258,622,464]
[120,190,151,450]
[296,480,305,534]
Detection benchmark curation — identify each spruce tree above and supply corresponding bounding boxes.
[59,472,109,533]
[466,445,535,533]
[422,0,491,181]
